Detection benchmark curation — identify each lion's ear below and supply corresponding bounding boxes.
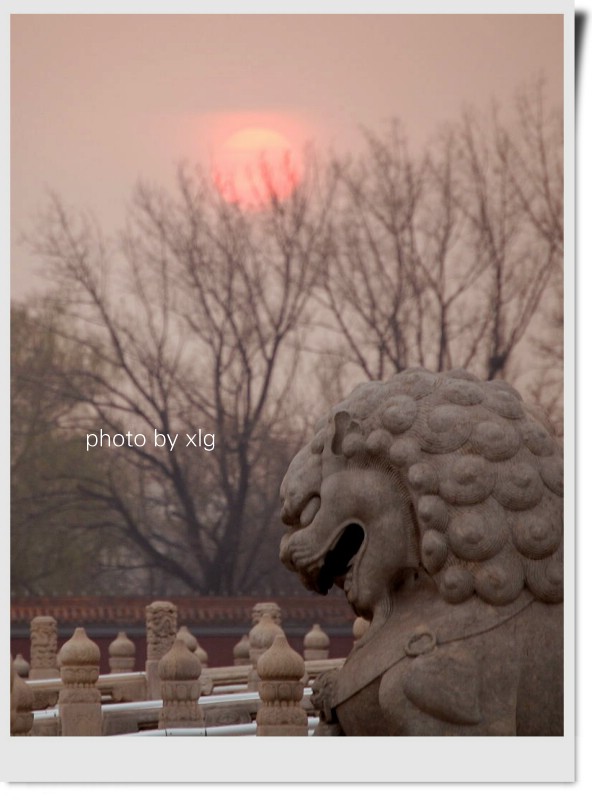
[331,411,361,456]
[331,411,351,455]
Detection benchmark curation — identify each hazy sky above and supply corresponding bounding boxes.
[11,14,563,298]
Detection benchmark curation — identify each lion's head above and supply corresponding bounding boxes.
[280,368,563,618]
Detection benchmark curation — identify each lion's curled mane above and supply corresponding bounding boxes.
[284,367,563,608]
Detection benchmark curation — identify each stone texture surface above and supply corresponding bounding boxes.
[29,615,59,679]
[176,625,198,652]
[353,617,370,642]
[304,623,330,660]
[158,638,204,729]
[178,624,210,667]
[13,653,29,678]
[175,626,209,682]
[10,656,34,736]
[145,600,177,699]
[108,631,136,673]
[58,627,102,736]
[248,612,284,691]
[106,673,146,704]
[146,601,178,660]
[204,704,253,728]
[252,601,282,626]
[233,634,251,666]
[256,633,308,736]
[280,368,563,736]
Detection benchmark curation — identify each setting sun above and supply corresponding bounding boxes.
[212,126,302,210]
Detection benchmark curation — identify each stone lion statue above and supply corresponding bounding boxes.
[280,368,563,736]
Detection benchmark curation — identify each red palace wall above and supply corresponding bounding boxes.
[11,594,357,672]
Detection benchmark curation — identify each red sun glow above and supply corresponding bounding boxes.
[212,127,302,210]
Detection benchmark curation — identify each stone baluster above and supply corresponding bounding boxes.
[177,625,208,668]
[248,612,283,691]
[145,600,177,700]
[176,625,197,652]
[158,638,204,730]
[252,601,282,627]
[256,633,308,736]
[58,627,102,736]
[233,634,250,666]
[13,653,30,678]
[29,615,59,679]
[177,625,210,693]
[10,656,34,736]
[303,623,330,660]
[108,631,136,673]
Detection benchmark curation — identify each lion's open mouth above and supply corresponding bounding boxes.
[316,523,365,595]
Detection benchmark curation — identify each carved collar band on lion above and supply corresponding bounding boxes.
[280,368,563,736]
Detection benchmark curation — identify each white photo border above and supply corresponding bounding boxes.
[1,0,576,784]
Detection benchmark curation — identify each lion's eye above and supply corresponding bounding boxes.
[300,495,321,528]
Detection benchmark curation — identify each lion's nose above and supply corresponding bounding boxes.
[281,502,298,526]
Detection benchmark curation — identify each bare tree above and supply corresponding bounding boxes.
[11,301,127,595]
[317,121,489,382]
[452,88,562,381]
[317,123,427,380]
[27,160,332,595]
[498,81,564,431]
[17,87,563,597]
[318,85,562,403]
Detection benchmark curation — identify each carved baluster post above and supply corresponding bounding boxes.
[252,601,282,627]
[233,634,250,666]
[10,657,34,736]
[304,623,330,660]
[256,633,308,736]
[108,631,136,673]
[177,626,211,695]
[13,653,30,678]
[177,625,208,668]
[248,612,283,691]
[176,625,197,653]
[145,601,177,699]
[58,627,102,736]
[29,615,59,679]
[158,638,204,730]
